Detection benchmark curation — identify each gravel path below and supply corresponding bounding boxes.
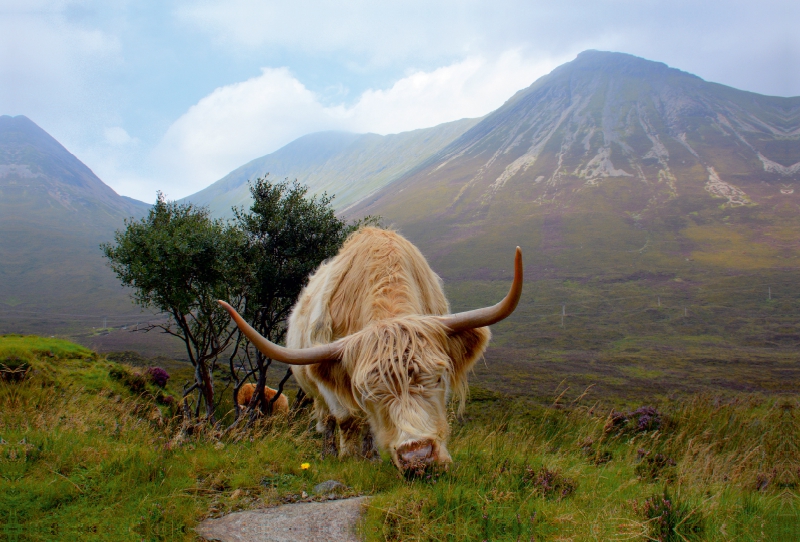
[195,497,371,542]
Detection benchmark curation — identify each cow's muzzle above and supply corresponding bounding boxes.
[397,440,439,471]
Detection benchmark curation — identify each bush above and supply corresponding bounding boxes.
[631,406,662,432]
[637,489,703,541]
[146,367,170,388]
[604,405,664,434]
[635,449,677,482]
[109,365,147,393]
[523,467,577,500]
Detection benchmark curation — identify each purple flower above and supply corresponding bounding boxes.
[632,406,662,431]
[146,366,170,388]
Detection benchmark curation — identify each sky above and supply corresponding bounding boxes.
[2,0,799,203]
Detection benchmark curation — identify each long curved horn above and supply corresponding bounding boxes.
[218,300,343,365]
[437,246,523,333]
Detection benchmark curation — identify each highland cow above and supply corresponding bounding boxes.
[236,383,289,415]
[220,227,522,470]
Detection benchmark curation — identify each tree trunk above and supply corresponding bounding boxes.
[197,359,216,423]
[249,351,273,416]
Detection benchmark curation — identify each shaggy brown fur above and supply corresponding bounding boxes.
[236,383,289,414]
[287,227,490,467]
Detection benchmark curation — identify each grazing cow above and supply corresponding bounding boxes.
[219,227,522,470]
[236,383,289,414]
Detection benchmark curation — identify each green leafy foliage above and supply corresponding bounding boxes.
[102,193,245,420]
[101,181,378,420]
[229,177,377,415]
[233,177,359,342]
[102,192,244,317]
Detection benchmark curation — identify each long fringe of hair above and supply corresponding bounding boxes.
[287,227,491,420]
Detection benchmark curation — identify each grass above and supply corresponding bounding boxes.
[2,335,797,541]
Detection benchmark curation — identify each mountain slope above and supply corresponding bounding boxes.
[184,117,480,217]
[354,50,799,231]
[0,115,150,332]
[348,51,800,362]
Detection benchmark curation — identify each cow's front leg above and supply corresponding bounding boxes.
[313,399,338,459]
[321,415,338,459]
[361,427,381,461]
[337,417,363,458]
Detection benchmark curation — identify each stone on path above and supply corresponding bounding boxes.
[313,480,348,495]
[195,496,370,542]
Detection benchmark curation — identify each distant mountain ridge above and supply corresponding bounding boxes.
[351,50,800,255]
[184,118,481,216]
[0,115,149,332]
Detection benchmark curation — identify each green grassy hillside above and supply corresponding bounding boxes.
[2,336,796,540]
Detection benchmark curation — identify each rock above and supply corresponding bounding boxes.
[313,480,347,495]
[195,496,370,542]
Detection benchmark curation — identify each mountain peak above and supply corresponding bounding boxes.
[352,50,800,234]
[0,114,147,214]
[557,50,700,82]
[0,115,75,162]
[0,115,150,330]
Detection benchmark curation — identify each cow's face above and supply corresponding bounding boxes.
[346,319,456,470]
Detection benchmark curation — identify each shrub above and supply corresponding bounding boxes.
[109,365,147,393]
[578,437,613,466]
[637,490,703,541]
[635,449,677,482]
[156,392,175,406]
[604,405,663,434]
[631,406,662,432]
[523,467,577,500]
[146,367,170,388]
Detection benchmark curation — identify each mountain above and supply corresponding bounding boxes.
[343,51,800,392]
[0,115,150,333]
[184,118,480,216]
[353,50,799,237]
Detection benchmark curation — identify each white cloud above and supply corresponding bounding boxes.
[104,126,136,146]
[336,50,565,134]
[146,50,565,201]
[150,68,338,199]
[0,1,123,152]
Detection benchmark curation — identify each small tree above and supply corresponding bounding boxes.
[232,177,373,417]
[102,193,245,422]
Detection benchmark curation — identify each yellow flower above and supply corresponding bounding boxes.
[301,462,310,470]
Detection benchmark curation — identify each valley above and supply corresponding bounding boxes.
[2,51,799,402]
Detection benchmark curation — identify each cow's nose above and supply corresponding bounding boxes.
[397,440,435,468]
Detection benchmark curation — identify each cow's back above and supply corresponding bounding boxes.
[287,227,449,348]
